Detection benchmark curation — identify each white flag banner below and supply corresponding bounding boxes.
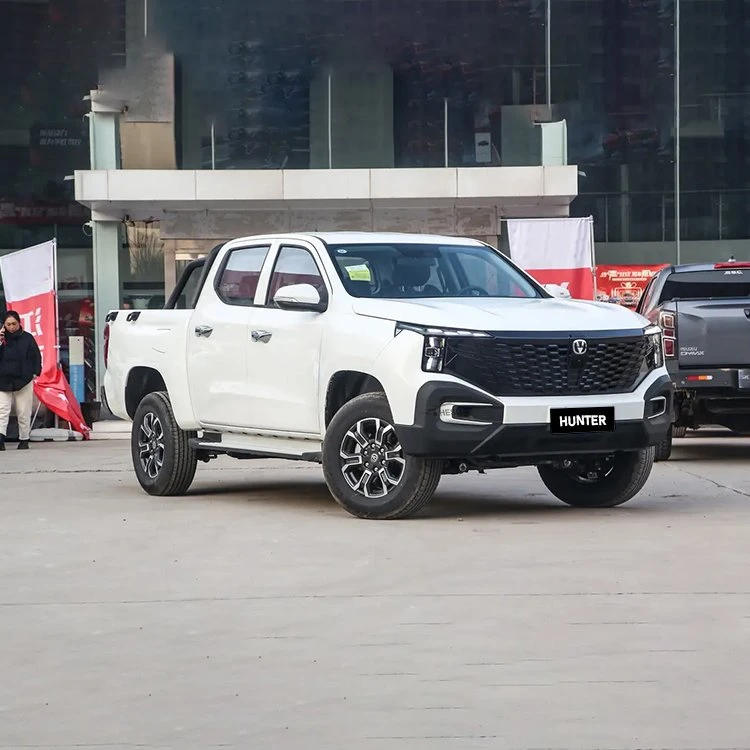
[0,240,58,376]
[0,239,91,438]
[507,217,595,299]
[0,240,55,301]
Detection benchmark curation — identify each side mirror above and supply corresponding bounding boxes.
[273,283,327,312]
[544,283,572,299]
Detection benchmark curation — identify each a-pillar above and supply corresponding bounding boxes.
[86,89,123,401]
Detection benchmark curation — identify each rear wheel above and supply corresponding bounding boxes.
[132,391,198,496]
[322,392,442,519]
[673,425,688,439]
[538,448,655,508]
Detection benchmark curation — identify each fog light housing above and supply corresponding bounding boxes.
[439,402,504,425]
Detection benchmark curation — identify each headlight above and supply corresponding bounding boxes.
[394,322,490,373]
[644,325,664,368]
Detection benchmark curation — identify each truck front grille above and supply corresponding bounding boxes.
[443,335,652,396]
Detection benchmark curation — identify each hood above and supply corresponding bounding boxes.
[351,297,649,333]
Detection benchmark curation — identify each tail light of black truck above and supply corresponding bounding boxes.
[659,311,676,358]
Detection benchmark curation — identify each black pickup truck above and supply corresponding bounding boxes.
[637,261,750,457]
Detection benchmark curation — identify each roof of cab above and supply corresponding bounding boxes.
[310,231,485,246]
[222,231,487,247]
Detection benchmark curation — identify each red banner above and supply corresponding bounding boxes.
[34,365,91,439]
[596,264,669,308]
[0,241,90,438]
[524,267,595,301]
[12,292,58,379]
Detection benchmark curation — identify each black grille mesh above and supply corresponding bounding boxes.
[443,335,653,396]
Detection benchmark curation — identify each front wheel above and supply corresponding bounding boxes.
[322,392,442,519]
[654,425,672,462]
[537,447,655,508]
[131,391,198,496]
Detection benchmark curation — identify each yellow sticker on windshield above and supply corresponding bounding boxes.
[346,264,372,282]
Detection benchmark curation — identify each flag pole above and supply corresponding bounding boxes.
[589,216,598,300]
[51,234,64,434]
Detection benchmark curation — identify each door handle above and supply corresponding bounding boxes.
[251,330,272,343]
[194,325,213,338]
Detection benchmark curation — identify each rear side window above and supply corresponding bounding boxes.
[171,262,204,309]
[659,270,750,303]
[216,246,270,305]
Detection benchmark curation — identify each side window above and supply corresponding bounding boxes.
[267,246,325,305]
[215,245,270,305]
[171,262,204,309]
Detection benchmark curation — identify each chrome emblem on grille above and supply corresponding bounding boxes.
[571,338,588,355]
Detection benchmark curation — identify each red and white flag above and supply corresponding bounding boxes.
[507,217,595,300]
[0,240,90,438]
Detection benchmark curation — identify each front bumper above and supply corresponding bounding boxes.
[396,374,673,460]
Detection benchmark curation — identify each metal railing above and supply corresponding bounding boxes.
[576,188,750,244]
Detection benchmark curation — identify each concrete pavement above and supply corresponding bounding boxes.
[1,431,750,749]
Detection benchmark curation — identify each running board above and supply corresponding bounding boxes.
[189,433,322,464]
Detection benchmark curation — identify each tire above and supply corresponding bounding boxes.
[537,447,655,508]
[673,425,688,439]
[322,392,442,519]
[131,391,198,496]
[654,426,673,462]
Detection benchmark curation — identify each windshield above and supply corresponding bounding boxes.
[325,242,544,299]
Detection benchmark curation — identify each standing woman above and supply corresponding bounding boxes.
[0,311,42,450]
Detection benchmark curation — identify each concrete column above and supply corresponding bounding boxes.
[86,89,123,401]
[92,221,122,398]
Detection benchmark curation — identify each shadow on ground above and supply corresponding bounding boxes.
[183,472,677,521]
[670,440,750,462]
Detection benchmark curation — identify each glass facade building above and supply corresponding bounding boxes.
[1,0,749,398]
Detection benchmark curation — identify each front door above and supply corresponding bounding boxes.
[186,243,272,428]
[244,244,327,434]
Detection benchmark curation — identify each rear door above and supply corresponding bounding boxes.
[186,242,274,428]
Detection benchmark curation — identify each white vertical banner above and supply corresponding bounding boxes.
[507,217,595,299]
[0,239,91,438]
[0,240,58,375]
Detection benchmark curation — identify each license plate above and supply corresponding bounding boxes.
[739,370,750,389]
[550,407,615,434]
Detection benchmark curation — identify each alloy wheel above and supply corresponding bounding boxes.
[138,412,165,480]
[339,417,406,498]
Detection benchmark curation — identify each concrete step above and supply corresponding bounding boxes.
[90,419,130,440]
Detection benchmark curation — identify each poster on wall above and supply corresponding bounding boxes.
[507,217,595,300]
[596,264,669,308]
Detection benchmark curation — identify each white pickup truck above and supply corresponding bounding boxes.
[103,231,672,519]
